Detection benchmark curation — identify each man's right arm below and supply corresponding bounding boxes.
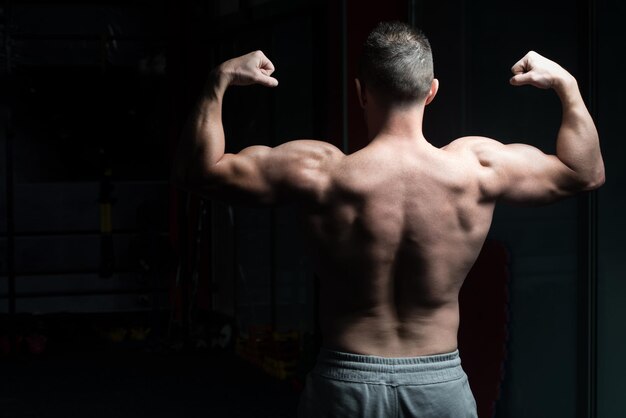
[472,51,605,205]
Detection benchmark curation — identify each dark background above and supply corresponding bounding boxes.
[0,0,624,417]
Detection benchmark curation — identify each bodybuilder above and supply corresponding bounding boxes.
[174,21,604,418]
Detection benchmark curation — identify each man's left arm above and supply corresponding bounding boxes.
[173,51,343,205]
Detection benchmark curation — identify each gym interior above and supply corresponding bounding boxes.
[0,1,624,417]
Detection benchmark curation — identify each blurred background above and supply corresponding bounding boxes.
[0,0,624,417]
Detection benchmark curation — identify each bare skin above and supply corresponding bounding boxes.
[174,50,604,357]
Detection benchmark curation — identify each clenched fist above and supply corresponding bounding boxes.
[218,50,279,88]
[509,51,573,90]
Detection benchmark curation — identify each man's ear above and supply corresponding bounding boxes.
[425,78,439,106]
[355,78,367,108]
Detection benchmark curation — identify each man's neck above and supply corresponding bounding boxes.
[366,104,427,143]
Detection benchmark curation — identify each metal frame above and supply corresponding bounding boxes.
[5,111,15,316]
[3,3,15,317]
[340,0,348,153]
[577,0,598,417]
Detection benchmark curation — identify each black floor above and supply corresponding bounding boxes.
[0,350,300,418]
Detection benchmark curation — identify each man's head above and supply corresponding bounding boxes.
[357,21,436,109]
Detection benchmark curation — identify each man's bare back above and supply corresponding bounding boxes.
[301,137,495,356]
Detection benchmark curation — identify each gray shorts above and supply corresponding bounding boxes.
[298,348,477,418]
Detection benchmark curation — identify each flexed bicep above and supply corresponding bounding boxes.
[462,51,604,206]
[201,140,344,206]
[473,138,584,206]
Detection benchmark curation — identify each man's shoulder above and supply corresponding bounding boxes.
[270,139,346,204]
[442,136,509,168]
[273,139,343,160]
[442,136,502,153]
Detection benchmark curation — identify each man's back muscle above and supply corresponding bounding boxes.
[301,138,496,357]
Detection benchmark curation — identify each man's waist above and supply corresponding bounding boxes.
[320,306,461,357]
[312,348,465,385]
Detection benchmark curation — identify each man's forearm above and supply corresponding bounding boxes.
[554,75,604,187]
[194,70,230,166]
[174,68,230,183]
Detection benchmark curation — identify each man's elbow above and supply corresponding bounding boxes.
[588,171,606,190]
[582,166,606,191]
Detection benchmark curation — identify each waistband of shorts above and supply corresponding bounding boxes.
[312,348,465,385]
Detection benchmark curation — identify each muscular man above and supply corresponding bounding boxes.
[174,21,604,418]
